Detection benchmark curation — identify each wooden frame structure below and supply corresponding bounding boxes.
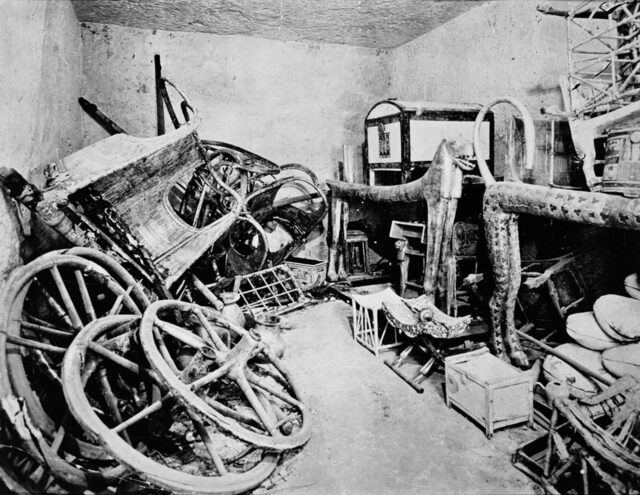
[567,1,640,118]
[350,287,403,357]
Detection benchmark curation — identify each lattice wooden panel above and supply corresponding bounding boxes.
[234,264,307,316]
[566,1,640,117]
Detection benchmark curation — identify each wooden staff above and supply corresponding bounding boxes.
[517,330,613,386]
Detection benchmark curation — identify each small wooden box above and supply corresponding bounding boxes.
[444,348,533,438]
[284,256,327,291]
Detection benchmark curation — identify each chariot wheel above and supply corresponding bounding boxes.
[62,315,279,494]
[0,252,146,488]
[0,419,73,494]
[62,247,152,307]
[139,300,312,451]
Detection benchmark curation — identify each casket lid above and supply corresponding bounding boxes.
[366,100,483,121]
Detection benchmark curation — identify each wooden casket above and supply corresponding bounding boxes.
[364,100,494,185]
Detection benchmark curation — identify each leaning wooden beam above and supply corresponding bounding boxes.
[516,330,613,386]
[78,97,126,135]
[154,54,165,136]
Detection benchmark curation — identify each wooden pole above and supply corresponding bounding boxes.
[342,145,358,183]
[154,54,165,136]
[516,330,614,386]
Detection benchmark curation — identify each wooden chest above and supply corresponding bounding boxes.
[444,348,533,438]
[508,116,585,188]
[364,100,494,185]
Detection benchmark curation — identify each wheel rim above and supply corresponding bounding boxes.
[62,247,152,307]
[139,300,312,451]
[2,253,143,435]
[0,252,145,488]
[62,315,279,494]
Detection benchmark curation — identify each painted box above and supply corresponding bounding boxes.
[444,347,533,438]
[284,256,327,291]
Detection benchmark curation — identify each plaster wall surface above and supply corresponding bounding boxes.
[80,24,390,259]
[80,24,390,183]
[78,5,574,260]
[388,1,571,177]
[0,0,83,279]
[389,1,570,110]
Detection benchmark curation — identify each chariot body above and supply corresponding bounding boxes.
[2,78,327,298]
[0,78,321,493]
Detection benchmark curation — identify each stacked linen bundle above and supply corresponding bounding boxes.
[543,274,640,396]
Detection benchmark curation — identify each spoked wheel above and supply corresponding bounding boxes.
[63,315,279,494]
[139,300,312,451]
[62,247,152,307]
[0,419,70,494]
[0,252,146,488]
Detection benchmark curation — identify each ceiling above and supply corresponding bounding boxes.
[71,0,488,49]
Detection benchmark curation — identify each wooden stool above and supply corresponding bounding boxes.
[346,230,370,276]
[350,287,403,357]
[381,294,479,393]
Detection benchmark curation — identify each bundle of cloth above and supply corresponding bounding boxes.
[543,273,640,397]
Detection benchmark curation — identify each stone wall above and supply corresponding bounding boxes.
[388,0,572,179]
[389,1,569,111]
[0,0,83,278]
[0,2,576,271]
[80,24,390,183]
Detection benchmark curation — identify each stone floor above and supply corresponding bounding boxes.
[256,300,540,494]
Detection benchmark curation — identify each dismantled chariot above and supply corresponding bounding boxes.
[0,77,324,493]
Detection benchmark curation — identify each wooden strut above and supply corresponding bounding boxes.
[516,330,613,387]
[384,341,438,394]
[155,54,165,136]
[78,97,126,135]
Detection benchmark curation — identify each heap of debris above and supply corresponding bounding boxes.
[0,75,324,493]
